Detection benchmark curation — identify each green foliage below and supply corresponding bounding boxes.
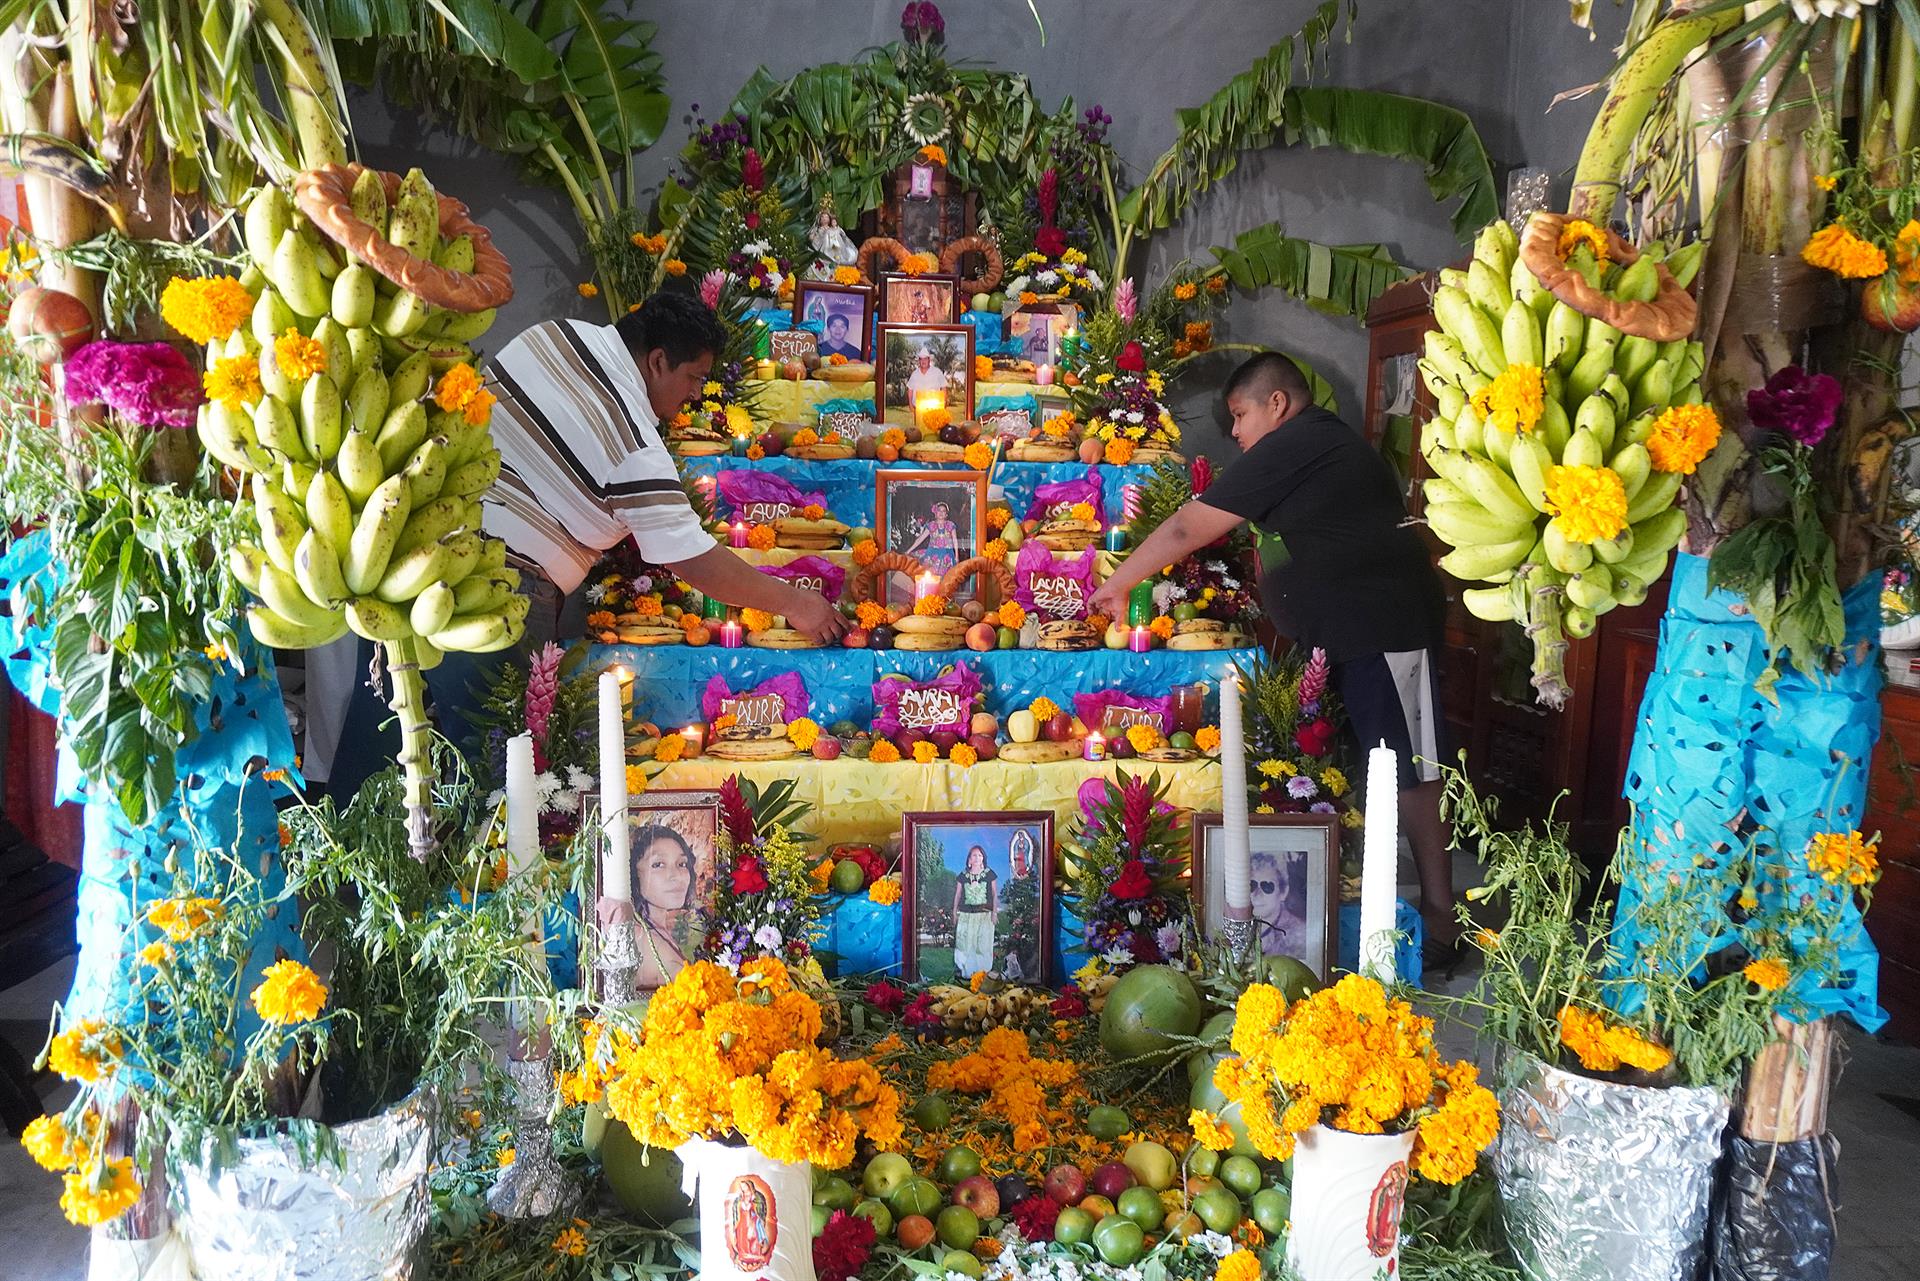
[1281,87,1500,241]
[1128,456,1196,547]
[1210,224,1411,321]
[48,229,239,335]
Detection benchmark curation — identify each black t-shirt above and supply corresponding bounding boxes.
[1201,407,1444,661]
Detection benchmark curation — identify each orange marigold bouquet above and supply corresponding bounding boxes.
[1193,975,1499,1184]
[602,958,903,1166]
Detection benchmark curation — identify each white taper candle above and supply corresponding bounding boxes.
[1360,740,1399,985]
[1220,672,1252,915]
[504,733,544,1029]
[598,670,632,906]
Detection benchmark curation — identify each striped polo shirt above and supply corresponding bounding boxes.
[480,319,714,592]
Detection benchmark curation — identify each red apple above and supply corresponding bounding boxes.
[952,1175,1001,1219]
[1043,713,1074,743]
[1045,1164,1087,1205]
[812,737,842,760]
[843,627,870,649]
[759,431,784,455]
[1110,736,1136,759]
[894,729,924,758]
[967,733,998,761]
[929,729,962,755]
[1091,1161,1136,1200]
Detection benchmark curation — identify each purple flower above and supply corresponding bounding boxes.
[1746,365,1843,447]
[1286,775,1319,800]
[901,1,944,42]
[1309,801,1337,815]
[1154,923,1182,956]
[64,340,202,429]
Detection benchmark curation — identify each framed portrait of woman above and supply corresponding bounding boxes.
[1190,812,1340,983]
[580,789,723,993]
[875,469,987,607]
[901,811,1053,985]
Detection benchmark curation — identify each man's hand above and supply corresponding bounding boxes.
[783,589,848,644]
[1088,578,1131,622]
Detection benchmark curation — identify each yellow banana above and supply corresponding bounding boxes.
[410,582,457,636]
[389,351,433,406]
[374,539,452,603]
[1508,434,1553,513]
[335,429,385,507]
[252,473,308,574]
[258,340,299,405]
[331,264,378,328]
[346,596,414,641]
[349,166,388,231]
[1625,470,1684,524]
[252,287,297,348]
[437,531,484,587]
[1439,534,1535,582]
[228,543,268,593]
[197,402,268,472]
[394,495,464,556]
[1501,298,1542,370]
[431,611,522,654]
[280,457,317,503]
[1536,397,1571,456]
[305,470,354,551]
[299,373,344,462]
[1462,585,1518,622]
[343,475,413,595]
[1543,519,1594,570]
[1475,220,1517,279]
[259,560,340,629]
[1422,477,1472,507]
[271,227,331,318]
[294,528,351,608]
[375,401,431,473]
[1455,452,1537,525]
[401,435,450,506]
[347,366,391,436]
[249,603,348,650]
[245,186,293,264]
[1426,501,1534,548]
[1452,407,1485,458]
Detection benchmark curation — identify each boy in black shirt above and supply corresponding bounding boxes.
[1089,352,1461,955]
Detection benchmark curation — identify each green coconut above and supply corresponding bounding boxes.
[601,1119,694,1226]
[1098,964,1202,1062]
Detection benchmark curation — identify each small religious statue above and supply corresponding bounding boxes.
[807,199,859,278]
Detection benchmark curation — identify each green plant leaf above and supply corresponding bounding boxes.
[1209,223,1412,320]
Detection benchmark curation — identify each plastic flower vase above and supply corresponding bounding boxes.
[1284,1124,1416,1281]
[679,1136,818,1281]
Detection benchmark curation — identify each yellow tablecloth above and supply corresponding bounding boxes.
[750,379,1046,425]
[651,756,1222,849]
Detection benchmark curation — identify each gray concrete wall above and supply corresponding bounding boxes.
[348,0,1619,452]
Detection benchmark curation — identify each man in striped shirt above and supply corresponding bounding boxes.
[483,292,846,643]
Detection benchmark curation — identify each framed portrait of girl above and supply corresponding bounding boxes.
[902,811,1053,985]
[875,469,987,607]
[580,789,723,993]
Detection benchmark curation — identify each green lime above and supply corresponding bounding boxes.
[830,859,866,894]
[1193,1186,1241,1234]
[936,1204,980,1250]
[1169,731,1196,750]
[1188,1147,1220,1180]
[1172,603,1200,622]
[811,1203,831,1237]
[937,1145,981,1184]
[941,1249,983,1278]
[1116,1185,1166,1233]
[1054,1207,1096,1245]
[1092,1215,1146,1266]
[1087,1105,1131,1141]
[1251,1187,1291,1236]
[813,1175,858,1210]
[1260,954,1324,1004]
[913,1093,952,1131]
[1219,1154,1262,1199]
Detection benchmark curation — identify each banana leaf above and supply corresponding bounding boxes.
[1209,223,1411,321]
[305,0,557,85]
[1280,86,1499,241]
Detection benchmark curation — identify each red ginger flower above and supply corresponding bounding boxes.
[719,776,756,848]
[742,148,764,192]
[1191,455,1214,495]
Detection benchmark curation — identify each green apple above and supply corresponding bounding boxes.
[1251,1187,1291,1237]
[1194,1186,1242,1234]
[830,859,866,894]
[852,1197,894,1237]
[1169,731,1196,750]
[937,1145,982,1184]
[813,1175,858,1211]
[812,1203,831,1237]
[913,1093,952,1132]
[1116,1185,1166,1233]
[942,1249,984,1279]
[888,1176,943,1219]
[849,527,875,546]
[1172,603,1199,622]
[1087,1105,1131,1141]
[1219,1154,1262,1199]
[1187,1147,1220,1180]
[863,1152,914,1199]
[1123,1140,1178,1191]
[1092,1214,1146,1266]
[996,625,1019,649]
[1053,1206,1096,1246]
[935,1203,980,1250]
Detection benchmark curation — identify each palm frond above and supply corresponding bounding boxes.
[1209,223,1411,321]
[1280,87,1499,242]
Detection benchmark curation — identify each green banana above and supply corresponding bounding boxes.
[258,341,298,405]
[388,168,439,260]
[1508,434,1554,513]
[258,559,338,631]
[1613,255,1660,303]
[1631,359,1674,417]
[433,233,475,273]
[244,186,292,266]
[1610,443,1652,500]
[332,264,377,328]
[1597,373,1632,422]
[335,429,385,507]
[1434,383,1467,422]
[1630,506,1687,558]
[1439,534,1535,582]
[281,458,317,501]
[1453,407,1486,458]
[1461,586,1518,623]
[1536,397,1571,456]
[401,435,450,506]
[1591,525,1636,565]
[438,531,484,588]
[1563,428,1605,469]
[374,539,452,604]
[474,539,508,576]
[1466,258,1513,315]
[346,596,414,642]
[1625,470,1684,523]
[373,287,433,339]
[1434,287,1506,377]
[292,530,351,609]
[453,571,515,614]
[305,469,354,549]
[1426,500,1534,548]
[251,287,296,347]
[1565,563,1614,610]
[1565,347,1613,406]
[1475,221,1517,279]
[410,582,457,636]
[347,366,391,436]
[430,611,516,654]
[271,228,331,318]
[1564,604,1598,639]
[1455,451,1537,525]
[350,167,388,231]
[252,473,308,573]
[1666,241,1704,287]
[1543,520,1594,571]
[1501,299,1543,370]
[1422,331,1474,389]
[299,373,344,462]
[375,401,431,473]
[393,495,464,556]
[444,450,500,499]
[343,476,413,596]
[249,603,348,650]
[197,402,268,472]
[1618,409,1659,447]
[1613,334,1658,384]
[228,544,268,594]
[435,307,496,343]
[1544,301,1585,372]
[1614,576,1650,607]
[1574,396,1617,455]
[347,325,382,381]
[389,351,433,406]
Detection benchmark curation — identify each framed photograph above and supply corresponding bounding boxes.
[770,329,818,365]
[902,811,1053,985]
[879,273,961,326]
[1007,306,1069,367]
[1190,812,1340,982]
[793,280,874,361]
[581,789,724,993]
[876,469,987,607]
[876,322,975,427]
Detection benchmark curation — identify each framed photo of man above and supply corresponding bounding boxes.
[876,469,987,607]
[878,272,960,326]
[876,323,975,427]
[1007,305,1069,367]
[902,811,1053,985]
[793,280,875,361]
[579,789,724,994]
[1190,812,1339,983]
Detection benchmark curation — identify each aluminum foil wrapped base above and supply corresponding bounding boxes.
[488,1055,577,1219]
[175,1090,435,1281]
[1494,1053,1729,1281]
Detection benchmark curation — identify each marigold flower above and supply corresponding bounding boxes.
[808,859,835,894]
[1802,223,1888,279]
[1195,725,1221,753]
[1174,281,1198,301]
[577,281,600,298]
[963,441,995,470]
[434,363,481,412]
[902,253,937,276]
[653,733,686,765]
[914,594,948,617]
[147,896,223,942]
[1067,501,1096,522]
[747,524,778,551]
[161,276,253,344]
[1808,830,1879,886]
[921,407,952,431]
[868,739,902,763]
[24,1113,93,1172]
[137,941,172,967]
[48,1021,119,1083]
[466,385,499,431]
[746,444,765,460]
[1556,218,1611,262]
[1019,290,1040,306]
[630,232,667,253]
[950,742,978,768]
[663,258,687,277]
[912,741,938,764]
[1480,364,1543,435]
[60,1157,141,1226]
[1218,1249,1261,1281]
[740,607,775,633]
[202,355,262,409]
[855,601,890,630]
[787,718,821,751]
[1894,220,1920,285]
[1029,696,1060,722]
[1126,724,1162,753]
[1744,957,1791,991]
[869,876,902,905]
[1104,437,1136,465]
[1646,403,1722,475]
[1042,412,1075,440]
[981,538,1009,562]
[1557,1005,1672,1073]
[273,329,327,381]
[1189,1108,1235,1151]
[1814,173,1838,192]
[997,601,1027,629]
[551,1227,588,1256]
[833,265,864,286]
[1544,464,1628,544]
[985,507,1012,533]
[497,1147,516,1166]
[252,959,328,1025]
[1148,615,1175,641]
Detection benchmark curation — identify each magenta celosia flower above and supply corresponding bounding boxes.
[900,1,944,42]
[1746,364,1843,447]
[63,340,202,429]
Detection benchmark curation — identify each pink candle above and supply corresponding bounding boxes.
[915,572,940,604]
[1083,731,1106,762]
[1035,363,1055,386]
[730,520,748,548]
[1129,625,1151,653]
[719,620,743,648]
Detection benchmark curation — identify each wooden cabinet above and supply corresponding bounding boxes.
[1864,668,1920,1042]
[1363,277,1673,857]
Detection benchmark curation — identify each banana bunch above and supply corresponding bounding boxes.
[201,173,523,663]
[925,983,1057,1032]
[1418,218,1708,706]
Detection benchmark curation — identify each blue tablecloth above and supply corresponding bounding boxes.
[591,643,1256,727]
[682,456,1158,530]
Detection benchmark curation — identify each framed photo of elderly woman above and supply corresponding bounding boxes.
[580,789,723,992]
[1189,812,1339,984]
[902,811,1053,986]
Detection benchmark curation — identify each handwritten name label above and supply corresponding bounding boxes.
[1101,706,1166,736]
[771,330,818,364]
[898,687,966,731]
[1028,575,1085,618]
[720,693,785,730]
[786,575,827,594]
[739,501,795,525]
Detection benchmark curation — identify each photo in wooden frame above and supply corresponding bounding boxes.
[902,810,1053,985]
[875,469,987,607]
[793,279,875,360]
[579,789,724,994]
[876,323,975,427]
[1007,305,1070,367]
[1190,811,1340,983]
[879,272,960,325]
